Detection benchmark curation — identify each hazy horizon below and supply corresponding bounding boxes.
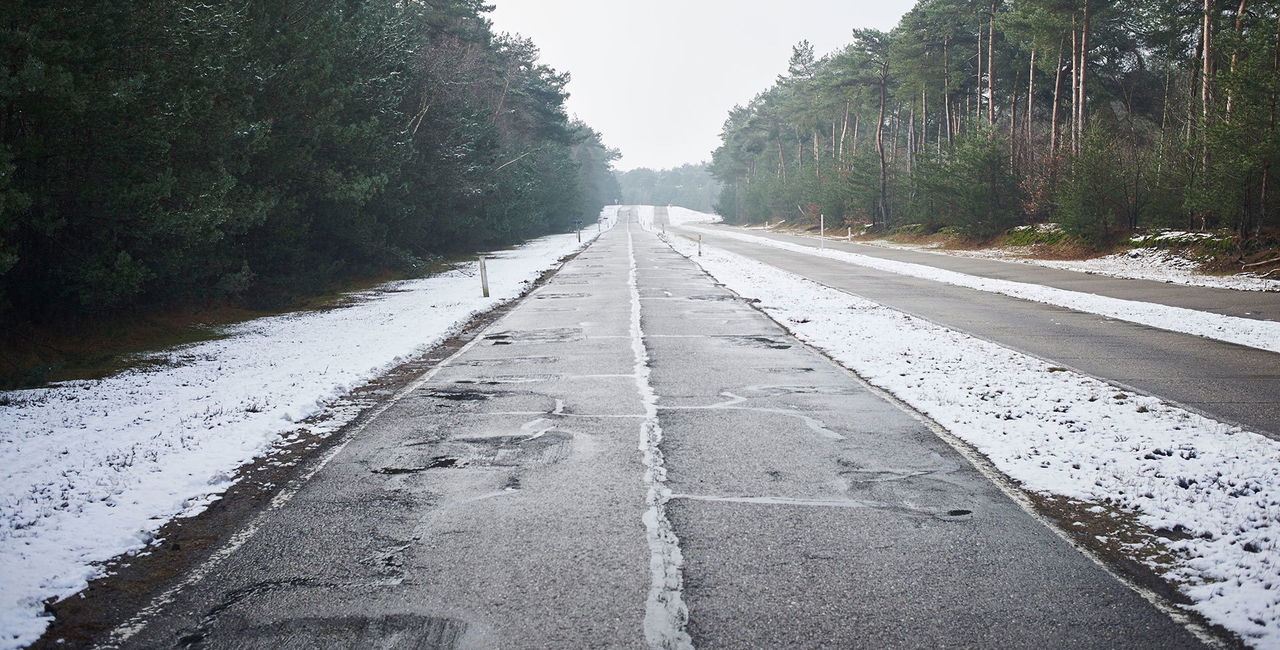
[487,1,917,171]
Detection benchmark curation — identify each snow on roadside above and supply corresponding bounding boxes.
[0,207,617,649]
[684,226,1280,354]
[661,224,1280,648]
[666,206,722,226]
[857,238,1280,293]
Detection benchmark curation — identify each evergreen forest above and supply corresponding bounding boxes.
[711,0,1280,249]
[0,0,619,330]
[617,163,721,213]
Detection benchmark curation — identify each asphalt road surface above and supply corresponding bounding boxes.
[669,217,1280,441]
[97,210,1208,649]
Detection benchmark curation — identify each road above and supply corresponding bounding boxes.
[668,217,1280,440]
[79,209,1208,649]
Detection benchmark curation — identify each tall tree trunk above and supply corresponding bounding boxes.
[890,103,901,166]
[852,113,861,154]
[876,73,889,226]
[908,100,916,173]
[1051,39,1064,153]
[1202,0,1214,185]
[839,100,851,163]
[1027,48,1036,152]
[1071,13,1080,153]
[943,37,953,144]
[1203,0,1214,130]
[988,5,998,125]
[1079,0,1090,147]
[1010,69,1020,168]
[777,135,787,184]
[1226,0,1247,122]
[977,26,985,123]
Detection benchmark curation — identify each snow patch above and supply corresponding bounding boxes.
[627,224,692,649]
[663,226,1280,647]
[0,208,617,649]
[684,226,1280,353]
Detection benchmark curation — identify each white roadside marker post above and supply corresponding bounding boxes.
[820,213,825,249]
[479,255,490,298]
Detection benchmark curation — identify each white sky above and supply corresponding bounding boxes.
[487,1,917,171]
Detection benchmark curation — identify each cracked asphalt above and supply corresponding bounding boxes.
[100,209,1204,649]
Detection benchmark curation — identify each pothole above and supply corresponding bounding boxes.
[719,335,793,350]
[374,456,461,474]
[484,328,582,344]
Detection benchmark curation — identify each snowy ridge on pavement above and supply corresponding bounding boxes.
[858,239,1280,293]
[0,207,618,650]
[662,209,1278,647]
[626,224,693,649]
[685,226,1280,354]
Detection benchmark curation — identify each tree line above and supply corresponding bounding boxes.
[0,0,618,328]
[711,0,1280,248]
[616,163,721,213]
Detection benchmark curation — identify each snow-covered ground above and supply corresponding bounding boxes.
[664,208,1278,648]
[0,207,618,649]
[855,237,1280,293]
[683,226,1280,354]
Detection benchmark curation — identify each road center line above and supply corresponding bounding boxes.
[627,222,694,650]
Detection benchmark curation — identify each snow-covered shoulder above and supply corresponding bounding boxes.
[0,214,611,649]
[686,226,1280,355]
[662,233,1280,648]
[665,206,722,226]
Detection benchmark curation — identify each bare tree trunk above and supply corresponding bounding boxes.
[876,73,889,226]
[977,26,985,123]
[1202,0,1214,186]
[1203,0,1213,130]
[1226,0,1247,122]
[1027,48,1036,151]
[1071,13,1079,153]
[891,103,901,166]
[839,100,851,163]
[1079,0,1090,146]
[1010,70,1020,168]
[1051,40,1064,153]
[908,100,916,173]
[943,38,953,144]
[852,113,861,154]
[988,4,998,125]
[777,135,787,184]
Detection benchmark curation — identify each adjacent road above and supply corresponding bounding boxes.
[673,219,1280,440]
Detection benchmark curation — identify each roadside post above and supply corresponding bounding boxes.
[698,234,702,257]
[820,214,825,249]
[479,255,490,298]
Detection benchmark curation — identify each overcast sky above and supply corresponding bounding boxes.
[487,1,918,171]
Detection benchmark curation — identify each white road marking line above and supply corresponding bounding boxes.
[627,222,694,650]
